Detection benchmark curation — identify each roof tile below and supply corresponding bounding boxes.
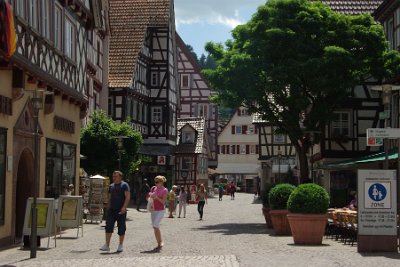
[321,0,383,15]
[109,0,171,88]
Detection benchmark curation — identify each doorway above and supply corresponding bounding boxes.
[15,149,34,240]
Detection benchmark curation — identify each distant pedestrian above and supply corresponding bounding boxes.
[230,183,236,200]
[168,185,178,218]
[178,186,188,218]
[100,171,130,253]
[218,184,224,201]
[136,179,150,211]
[149,175,168,251]
[196,184,208,220]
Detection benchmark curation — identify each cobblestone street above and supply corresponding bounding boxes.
[1,193,400,267]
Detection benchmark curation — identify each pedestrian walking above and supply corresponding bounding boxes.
[149,175,168,251]
[136,178,150,211]
[178,186,188,218]
[230,182,236,200]
[196,184,207,220]
[168,185,177,218]
[218,184,224,201]
[100,171,130,252]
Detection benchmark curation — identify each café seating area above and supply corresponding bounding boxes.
[326,208,358,246]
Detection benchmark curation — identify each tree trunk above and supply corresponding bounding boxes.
[298,148,309,184]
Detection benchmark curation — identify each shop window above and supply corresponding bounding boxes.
[0,129,6,224]
[45,140,76,199]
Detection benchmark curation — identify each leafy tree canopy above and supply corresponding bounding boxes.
[204,0,400,181]
[80,110,143,177]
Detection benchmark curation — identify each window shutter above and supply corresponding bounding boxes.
[243,125,247,134]
[246,145,249,154]
[236,145,240,154]
[256,145,259,154]
[231,125,235,134]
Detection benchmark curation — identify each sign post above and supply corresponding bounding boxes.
[357,170,397,252]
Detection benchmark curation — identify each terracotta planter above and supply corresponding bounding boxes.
[269,209,291,235]
[287,213,328,245]
[262,207,273,228]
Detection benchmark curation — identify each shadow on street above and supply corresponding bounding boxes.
[192,223,271,235]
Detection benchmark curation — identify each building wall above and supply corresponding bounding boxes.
[0,70,81,245]
[217,108,259,191]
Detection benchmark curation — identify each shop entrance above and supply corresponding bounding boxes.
[15,148,34,241]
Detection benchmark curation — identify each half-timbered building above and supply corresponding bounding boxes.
[108,0,179,183]
[84,0,110,124]
[175,117,209,197]
[311,0,386,207]
[176,33,218,169]
[0,0,100,246]
[217,107,260,193]
[252,114,297,191]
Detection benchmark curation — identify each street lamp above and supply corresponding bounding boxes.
[30,89,44,259]
[114,136,128,170]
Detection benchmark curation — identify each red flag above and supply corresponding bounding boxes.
[5,1,16,57]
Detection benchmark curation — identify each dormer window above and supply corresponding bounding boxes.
[182,132,194,144]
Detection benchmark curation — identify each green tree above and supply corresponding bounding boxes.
[80,110,143,177]
[204,0,400,183]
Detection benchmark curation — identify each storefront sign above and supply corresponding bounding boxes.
[357,170,397,236]
[54,116,75,134]
[23,198,55,236]
[56,195,83,228]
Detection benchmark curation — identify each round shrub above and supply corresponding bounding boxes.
[268,183,296,210]
[287,183,330,214]
[261,183,275,208]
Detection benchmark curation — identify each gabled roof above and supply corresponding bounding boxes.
[321,0,383,15]
[108,0,171,88]
[176,117,206,154]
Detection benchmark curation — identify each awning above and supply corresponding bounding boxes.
[322,148,398,170]
[138,145,175,156]
[208,168,222,175]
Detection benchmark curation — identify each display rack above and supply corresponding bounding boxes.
[85,175,105,223]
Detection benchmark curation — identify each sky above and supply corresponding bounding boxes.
[175,0,267,58]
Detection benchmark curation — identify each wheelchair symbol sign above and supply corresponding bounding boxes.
[368,183,387,201]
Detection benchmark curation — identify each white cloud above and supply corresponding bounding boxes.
[175,0,266,29]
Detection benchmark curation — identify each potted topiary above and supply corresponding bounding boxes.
[261,183,274,228]
[287,183,330,245]
[268,183,296,235]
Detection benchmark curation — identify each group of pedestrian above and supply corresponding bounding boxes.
[100,171,209,253]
